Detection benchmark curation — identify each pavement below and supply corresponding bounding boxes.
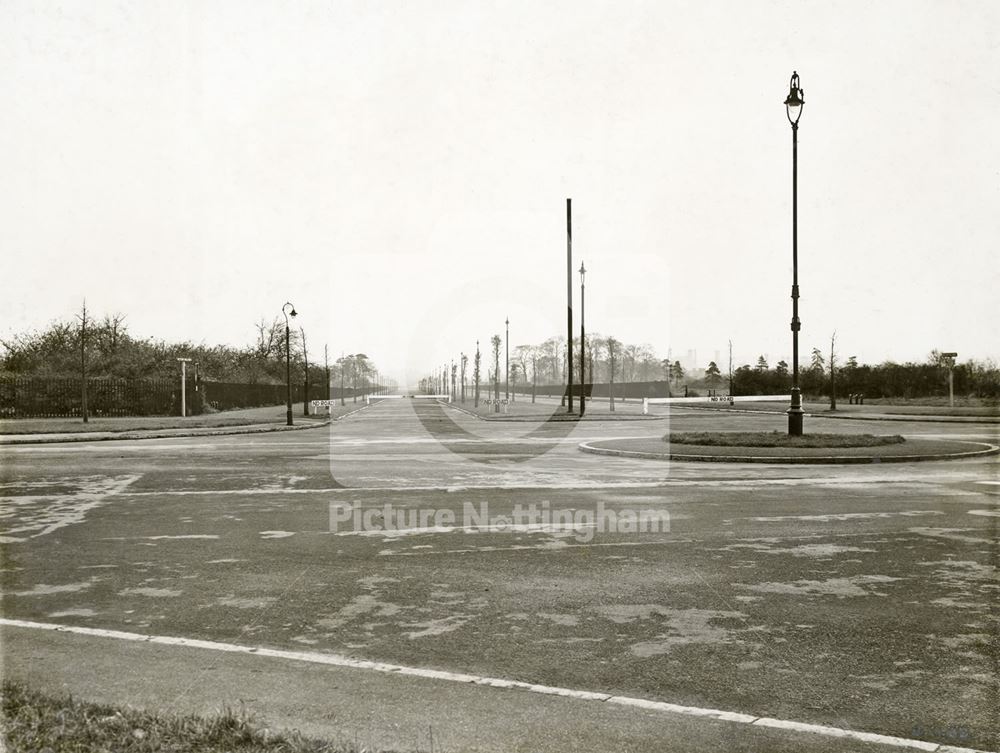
[0,404,377,445]
[0,419,328,444]
[2,399,999,751]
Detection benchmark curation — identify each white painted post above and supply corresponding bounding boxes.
[642,397,649,415]
[177,357,193,417]
[942,352,958,409]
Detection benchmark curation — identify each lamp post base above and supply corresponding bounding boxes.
[787,408,804,436]
[787,384,804,435]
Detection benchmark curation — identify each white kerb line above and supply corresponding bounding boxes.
[1,618,987,752]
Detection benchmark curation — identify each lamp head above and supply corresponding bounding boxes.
[784,71,804,125]
[579,261,586,283]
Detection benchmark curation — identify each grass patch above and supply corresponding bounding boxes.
[666,431,906,448]
[0,680,364,752]
[0,404,345,435]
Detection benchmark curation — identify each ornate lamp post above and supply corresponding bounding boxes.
[784,71,805,436]
[282,302,297,426]
[579,262,586,417]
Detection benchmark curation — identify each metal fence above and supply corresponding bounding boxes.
[0,376,180,418]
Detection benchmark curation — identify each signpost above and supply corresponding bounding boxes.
[941,352,958,407]
[176,358,193,417]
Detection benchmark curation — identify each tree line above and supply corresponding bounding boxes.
[0,304,386,396]
[731,350,999,400]
[431,332,999,402]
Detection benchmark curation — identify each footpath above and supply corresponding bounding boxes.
[0,403,372,445]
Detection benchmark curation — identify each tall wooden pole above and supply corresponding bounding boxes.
[301,327,309,415]
[579,270,585,417]
[566,198,574,412]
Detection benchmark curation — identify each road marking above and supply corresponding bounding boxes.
[751,511,944,522]
[1,617,987,752]
[967,509,1000,517]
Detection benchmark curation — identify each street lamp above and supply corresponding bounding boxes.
[282,302,297,426]
[579,262,586,417]
[784,71,805,436]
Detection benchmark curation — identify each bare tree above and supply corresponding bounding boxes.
[354,354,370,402]
[491,335,502,405]
[324,344,331,401]
[336,354,350,406]
[98,312,128,361]
[589,335,603,394]
[253,317,282,359]
[460,353,468,403]
[473,342,481,407]
[606,336,620,412]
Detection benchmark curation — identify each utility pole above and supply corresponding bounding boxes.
[728,339,734,397]
[566,198,574,413]
[829,331,837,411]
[301,327,309,415]
[579,262,586,417]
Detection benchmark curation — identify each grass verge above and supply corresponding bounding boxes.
[666,431,906,448]
[0,404,349,435]
[1,680,362,752]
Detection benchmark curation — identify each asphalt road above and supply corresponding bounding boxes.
[2,399,998,752]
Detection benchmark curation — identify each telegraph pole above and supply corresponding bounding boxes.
[566,198,574,413]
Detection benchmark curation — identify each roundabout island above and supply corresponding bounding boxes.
[579,430,1000,464]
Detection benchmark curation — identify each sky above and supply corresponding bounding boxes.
[2,1,998,387]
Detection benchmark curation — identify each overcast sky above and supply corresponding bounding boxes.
[3,1,998,386]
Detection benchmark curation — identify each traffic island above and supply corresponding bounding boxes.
[579,431,1000,464]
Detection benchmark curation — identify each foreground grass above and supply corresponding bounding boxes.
[666,431,906,448]
[1,680,365,752]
